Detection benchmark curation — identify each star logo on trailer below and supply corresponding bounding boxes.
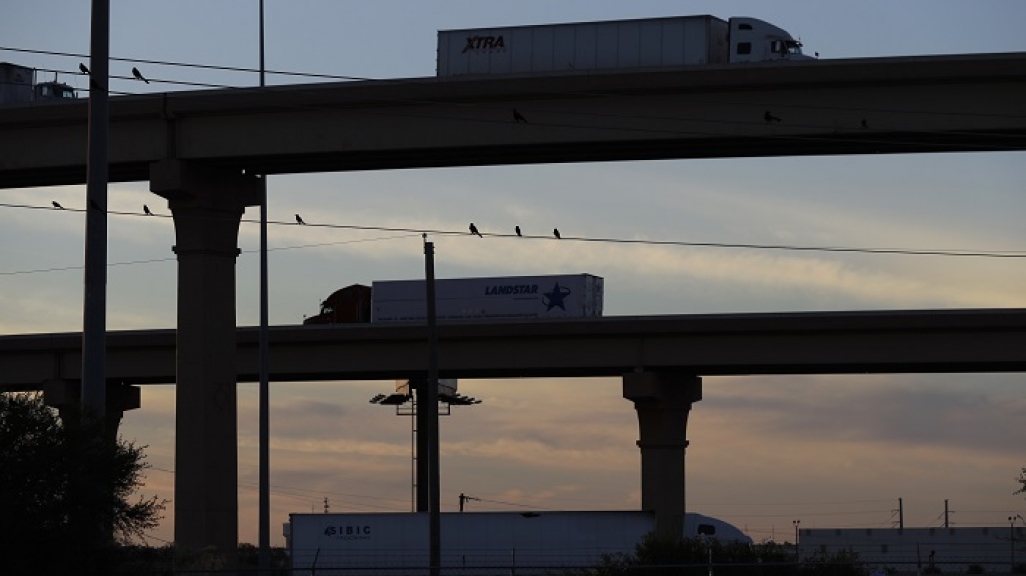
[542,283,572,311]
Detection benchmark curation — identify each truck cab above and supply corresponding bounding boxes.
[728,17,814,62]
[34,81,77,101]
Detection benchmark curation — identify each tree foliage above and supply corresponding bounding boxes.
[0,393,165,573]
[1016,467,1026,498]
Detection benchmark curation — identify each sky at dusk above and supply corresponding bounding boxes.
[1,1,1024,547]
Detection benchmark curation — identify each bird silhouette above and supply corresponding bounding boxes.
[515,225,522,237]
[143,204,153,215]
[553,228,561,239]
[764,111,782,123]
[79,63,90,75]
[469,223,482,237]
[295,214,306,225]
[132,67,150,84]
[512,109,528,124]
[52,201,64,210]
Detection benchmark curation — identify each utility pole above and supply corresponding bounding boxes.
[257,3,271,574]
[81,0,111,555]
[82,0,109,417]
[899,497,904,530]
[1010,516,1016,574]
[944,499,949,528]
[459,493,480,513]
[424,236,441,576]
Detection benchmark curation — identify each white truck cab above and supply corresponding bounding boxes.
[729,17,814,62]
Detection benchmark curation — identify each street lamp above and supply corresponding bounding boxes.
[792,520,801,564]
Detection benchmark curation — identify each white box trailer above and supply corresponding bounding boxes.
[287,511,654,575]
[371,274,603,323]
[437,15,812,77]
[0,62,35,104]
[285,511,752,575]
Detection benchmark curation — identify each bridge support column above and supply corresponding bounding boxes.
[623,372,702,540]
[151,160,261,557]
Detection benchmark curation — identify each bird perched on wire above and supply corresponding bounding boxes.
[52,201,64,210]
[79,63,90,75]
[469,223,482,237]
[143,205,153,215]
[131,67,150,84]
[295,214,306,225]
[512,109,528,123]
[515,225,522,237]
[553,228,561,239]
[763,110,782,123]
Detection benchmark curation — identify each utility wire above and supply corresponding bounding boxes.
[0,45,382,82]
[0,201,1022,279]
[471,497,549,510]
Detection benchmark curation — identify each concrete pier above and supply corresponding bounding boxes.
[623,372,702,540]
[151,160,261,556]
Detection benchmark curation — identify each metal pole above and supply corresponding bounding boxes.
[1011,516,1016,574]
[899,497,904,530]
[258,1,271,573]
[416,379,429,512]
[793,520,800,564]
[424,235,441,576]
[82,0,109,417]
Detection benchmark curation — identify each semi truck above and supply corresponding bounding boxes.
[284,511,750,575]
[304,274,603,325]
[438,15,813,77]
[0,62,77,105]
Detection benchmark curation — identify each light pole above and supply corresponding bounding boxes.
[1011,516,1017,574]
[792,520,801,565]
[257,1,270,574]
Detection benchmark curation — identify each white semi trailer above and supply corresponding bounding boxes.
[438,15,813,77]
[370,273,603,323]
[285,511,750,575]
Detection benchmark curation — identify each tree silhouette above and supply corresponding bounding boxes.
[0,393,164,573]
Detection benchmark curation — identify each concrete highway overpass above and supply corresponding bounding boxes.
[3,309,1024,541]
[2,309,1025,389]
[1,53,1025,188]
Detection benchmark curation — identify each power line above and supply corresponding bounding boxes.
[471,497,549,511]
[0,201,1022,279]
[0,45,383,82]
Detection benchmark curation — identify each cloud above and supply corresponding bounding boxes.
[698,374,1026,457]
